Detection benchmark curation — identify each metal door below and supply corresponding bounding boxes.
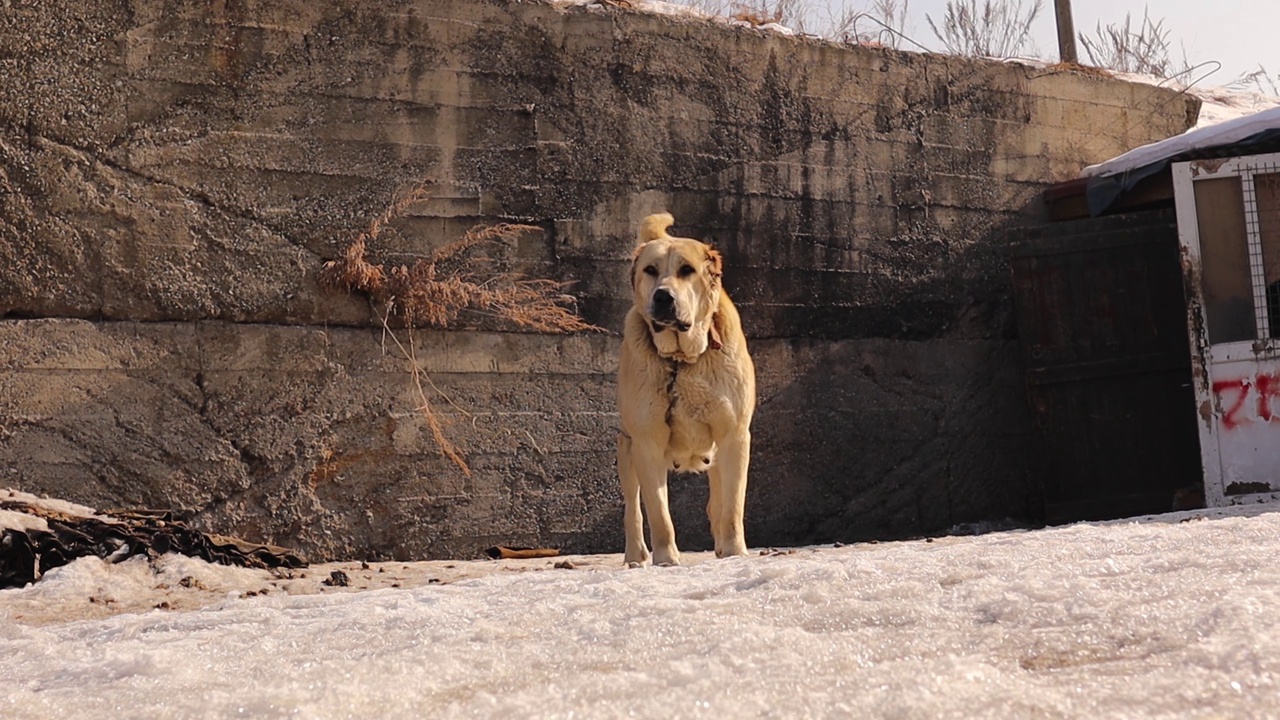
[1009,209,1202,522]
[1174,153,1280,506]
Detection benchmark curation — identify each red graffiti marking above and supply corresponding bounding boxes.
[1214,378,1251,430]
[1212,372,1280,429]
[1259,374,1280,422]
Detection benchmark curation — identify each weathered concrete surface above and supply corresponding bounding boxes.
[0,320,620,560]
[0,320,1031,559]
[0,0,1196,559]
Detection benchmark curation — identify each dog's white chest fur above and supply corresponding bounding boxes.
[665,365,721,473]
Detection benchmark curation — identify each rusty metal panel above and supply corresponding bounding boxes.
[1010,209,1203,523]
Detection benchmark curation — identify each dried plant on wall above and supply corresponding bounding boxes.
[320,186,602,475]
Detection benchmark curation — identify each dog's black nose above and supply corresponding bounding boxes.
[651,288,677,322]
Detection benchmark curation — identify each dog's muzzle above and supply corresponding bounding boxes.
[649,288,690,332]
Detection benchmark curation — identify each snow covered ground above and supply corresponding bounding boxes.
[6,506,1280,719]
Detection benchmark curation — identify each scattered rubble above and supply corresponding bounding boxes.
[0,489,305,590]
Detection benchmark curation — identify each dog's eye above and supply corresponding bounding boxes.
[678,264,695,277]
[643,266,658,277]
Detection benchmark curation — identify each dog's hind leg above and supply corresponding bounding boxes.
[618,433,650,567]
[707,463,725,557]
[713,430,751,558]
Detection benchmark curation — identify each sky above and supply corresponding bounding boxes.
[842,0,1278,88]
[7,504,1280,718]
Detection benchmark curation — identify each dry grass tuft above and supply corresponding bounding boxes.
[1227,65,1280,96]
[926,0,1043,59]
[322,185,428,295]
[1078,8,1185,79]
[325,238,386,294]
[323,219,598,335]
[320,186,602,475]
[725,0,801,28]
[1043,61,1113,79]
[731,8,783,26]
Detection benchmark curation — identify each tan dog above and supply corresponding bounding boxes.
[616,213,757,566]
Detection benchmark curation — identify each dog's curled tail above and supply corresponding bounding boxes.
[638,212,675,244]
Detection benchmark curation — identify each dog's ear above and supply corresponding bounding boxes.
[705,246,724,282]
[638,213,675,245]
[629,241,651,289]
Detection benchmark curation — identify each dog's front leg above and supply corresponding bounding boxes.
[617,433,650,566]
[714,429,751,558]
[633,441,681,566]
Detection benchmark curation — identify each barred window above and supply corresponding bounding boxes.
[1253,172,1280,339]
[1193,176,1254,344]
[1189,160,1280,343]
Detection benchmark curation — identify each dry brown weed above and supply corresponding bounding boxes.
[320,185,602,475]
[1042,61,1113,79]
[325,222,597,334]
[731,8,783,26]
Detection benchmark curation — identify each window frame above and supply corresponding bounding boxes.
[1173,152,1280,355]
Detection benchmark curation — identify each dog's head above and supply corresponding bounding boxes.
[631,213,723,355]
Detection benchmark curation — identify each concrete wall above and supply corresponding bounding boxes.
[0,0,1197,560]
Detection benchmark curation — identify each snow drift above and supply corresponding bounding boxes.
[5,506,1280,718]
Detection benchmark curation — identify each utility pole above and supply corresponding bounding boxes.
[1054,0,1078,64]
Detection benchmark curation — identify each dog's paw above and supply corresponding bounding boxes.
[715,542,749,559]
[652,547,681,567]
[624,547,650,568]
